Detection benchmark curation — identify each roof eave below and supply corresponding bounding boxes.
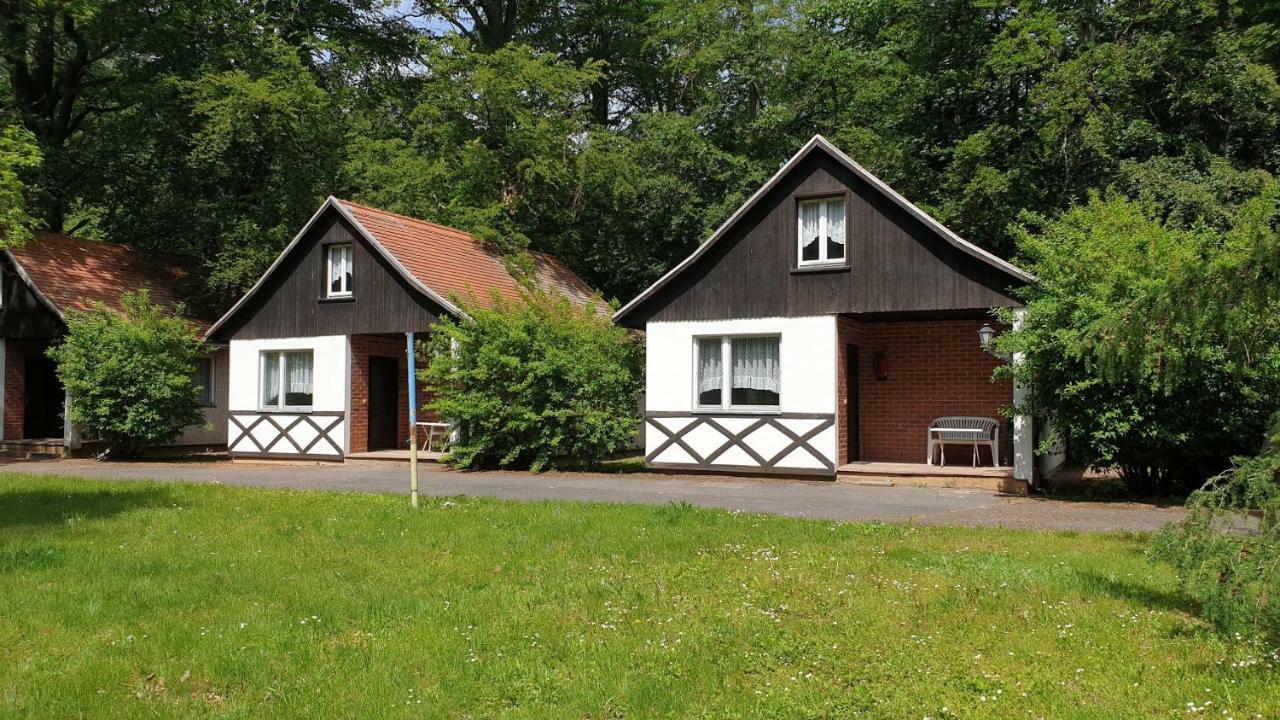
[2,248,67,324]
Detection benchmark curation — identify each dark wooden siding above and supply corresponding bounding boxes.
[0,256,66,340]
[212,212,445,341]
[623,151,1025,326]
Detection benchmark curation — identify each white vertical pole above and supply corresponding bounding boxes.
[407,331,419,509]
[1011,309,1033,485]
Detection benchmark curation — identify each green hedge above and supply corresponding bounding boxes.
[421,290,640,471]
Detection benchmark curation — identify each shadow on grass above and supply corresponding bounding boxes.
[1077,569,1193,613]
[0,486,178,529]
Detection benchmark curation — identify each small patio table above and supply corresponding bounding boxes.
[416,422,450,452]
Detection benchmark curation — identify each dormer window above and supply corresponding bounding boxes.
[797,197,846,266]
[327,244,352,297]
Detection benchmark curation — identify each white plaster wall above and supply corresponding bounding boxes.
[228,335,349,412]
[645,316,837,414]
[644,316,838,472]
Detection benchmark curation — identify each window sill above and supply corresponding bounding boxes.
[791,263,850,275]
[257,407,315,414]
[692,408,783,416]
[319,295,354,303]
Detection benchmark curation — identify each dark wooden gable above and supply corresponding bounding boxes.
[618,148,1026,327]
[210,209,446,341]
[0,255,66,340]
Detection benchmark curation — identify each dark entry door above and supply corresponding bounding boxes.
[367,356,400,450]
[845,345,859,462]
[24,354,64,439]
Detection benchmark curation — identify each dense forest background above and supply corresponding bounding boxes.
[2,0,1278,311]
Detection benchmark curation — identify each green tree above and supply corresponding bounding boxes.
[0,123,40,245]
[48,290,207,459]
[1155,412,1280,643]
[421,290,641,472]
[996,186,1280,491]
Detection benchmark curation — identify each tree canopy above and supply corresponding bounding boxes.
[1,0,1278,311]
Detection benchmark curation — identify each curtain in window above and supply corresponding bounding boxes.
[800,201,821,262]
[731,337,780,395]
[285,352,313,406]
[697,338,723,405]
[330,245,352,294]
[262,352,280,407]
[826,199,845,260]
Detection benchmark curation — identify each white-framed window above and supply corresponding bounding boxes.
[260,350,314,410]
[193,356,215,407]
[696,335,781,410]
[326,244,353,297]
[797,196,846,266]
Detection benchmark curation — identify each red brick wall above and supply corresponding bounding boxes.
[348,335,432,454]
[837,318,1013,465]
[4,342,26,439]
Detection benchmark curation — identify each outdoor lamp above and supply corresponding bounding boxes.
[978,323,996,350]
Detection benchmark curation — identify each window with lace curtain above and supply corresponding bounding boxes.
[260,350,313,410]
[326,244,353,297]
[696,336,780,409]
[797,196,846,266]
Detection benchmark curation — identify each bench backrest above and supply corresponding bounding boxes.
[929,416,999,440]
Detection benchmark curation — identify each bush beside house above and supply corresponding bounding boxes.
[48,290,207,458]
[997,187,1280,492]
[422,290,640,472]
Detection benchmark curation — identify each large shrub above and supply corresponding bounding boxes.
[997,189,1280,492]
[1154,414,1280,643]
[49,291,206,458]
[421,289,640,471]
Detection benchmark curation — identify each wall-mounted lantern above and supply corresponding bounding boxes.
[979,323,1010,360]
[873,351,889,380]
[978,323,997,350]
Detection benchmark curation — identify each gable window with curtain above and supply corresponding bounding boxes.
[260,350,314,410]
[326,244,353,297]
[797,197,846,266]
[695,336,780,410]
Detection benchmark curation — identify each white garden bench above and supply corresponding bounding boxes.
[927,416,1000,467]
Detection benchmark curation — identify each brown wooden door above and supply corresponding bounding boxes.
[24,354,64,439]
[367,356,399,450]
[845,345,859,462]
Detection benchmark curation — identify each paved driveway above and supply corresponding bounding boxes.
[0,458,1184,533]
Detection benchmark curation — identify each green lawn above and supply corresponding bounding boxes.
[1,474,1276,719]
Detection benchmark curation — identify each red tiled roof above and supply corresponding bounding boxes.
[7,232,209,330]
[336,199,601,311]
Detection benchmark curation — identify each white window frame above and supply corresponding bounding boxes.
[194,355,215,407]
[326,244,353,298]
[796,196,847,267]
[693,334,782,413]
[259,350,315,412]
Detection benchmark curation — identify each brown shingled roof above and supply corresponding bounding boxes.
[6,232,208,329]
[335,199,601,311]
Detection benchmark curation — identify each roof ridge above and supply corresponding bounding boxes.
[334,199,476,240]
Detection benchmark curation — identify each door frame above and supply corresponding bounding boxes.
[844,343,860,463]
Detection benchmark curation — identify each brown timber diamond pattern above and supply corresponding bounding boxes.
[645,412,835,473]
[229,412,345,458]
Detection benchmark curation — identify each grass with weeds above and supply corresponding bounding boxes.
[1,473,1276,719]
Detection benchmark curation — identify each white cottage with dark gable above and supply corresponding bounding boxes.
[616,136,1054,490]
